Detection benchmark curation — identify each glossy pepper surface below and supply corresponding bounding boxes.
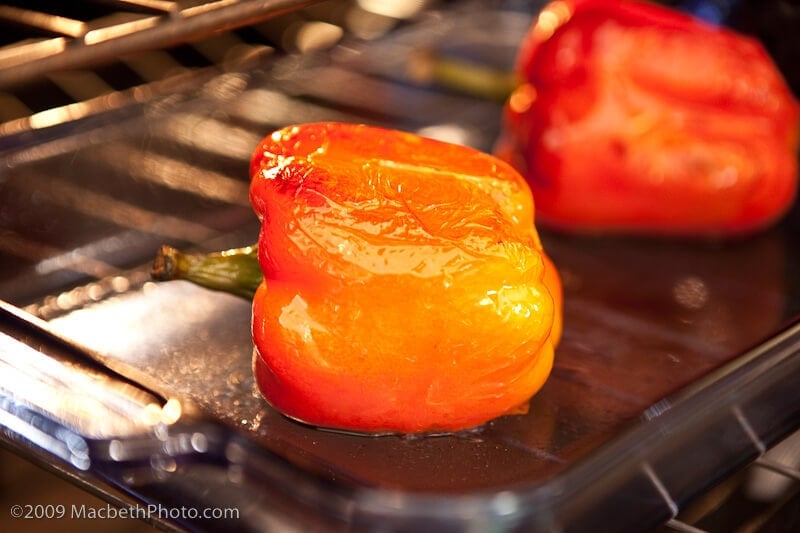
[495,0,799,236]
[249,122,562,434]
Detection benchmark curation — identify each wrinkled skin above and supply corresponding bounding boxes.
[496,0,799,236]
[250,122,562,434]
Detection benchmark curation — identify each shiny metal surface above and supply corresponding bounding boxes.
[0,0,324,88]
[0,300,194,471]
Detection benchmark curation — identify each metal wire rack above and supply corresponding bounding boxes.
[0,0,327,88]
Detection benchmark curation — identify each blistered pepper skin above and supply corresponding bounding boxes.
[495,0,799,236]
[250,123,562,434]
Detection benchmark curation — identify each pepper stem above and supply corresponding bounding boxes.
[151,244,262,300]
[407,48,518,101]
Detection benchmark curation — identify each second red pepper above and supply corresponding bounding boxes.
[495,0,799,237]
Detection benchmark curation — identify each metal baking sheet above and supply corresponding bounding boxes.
[38,220,800,492]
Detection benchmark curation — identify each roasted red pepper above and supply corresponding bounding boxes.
[245,122,562,434]
[495,0,799,236]
[153,123,563,434]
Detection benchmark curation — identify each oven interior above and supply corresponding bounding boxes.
[0,1,799,531]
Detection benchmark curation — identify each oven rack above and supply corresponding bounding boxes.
[0,0,329,89]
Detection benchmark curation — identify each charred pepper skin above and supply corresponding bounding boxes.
[249,122,562,435]
[495,0,800,237]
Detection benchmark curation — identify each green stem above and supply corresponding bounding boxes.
[407,49,518,102]
[151,244,262,299]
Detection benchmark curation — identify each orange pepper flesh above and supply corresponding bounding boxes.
[250,122,562,434]
[496,0,799,237]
